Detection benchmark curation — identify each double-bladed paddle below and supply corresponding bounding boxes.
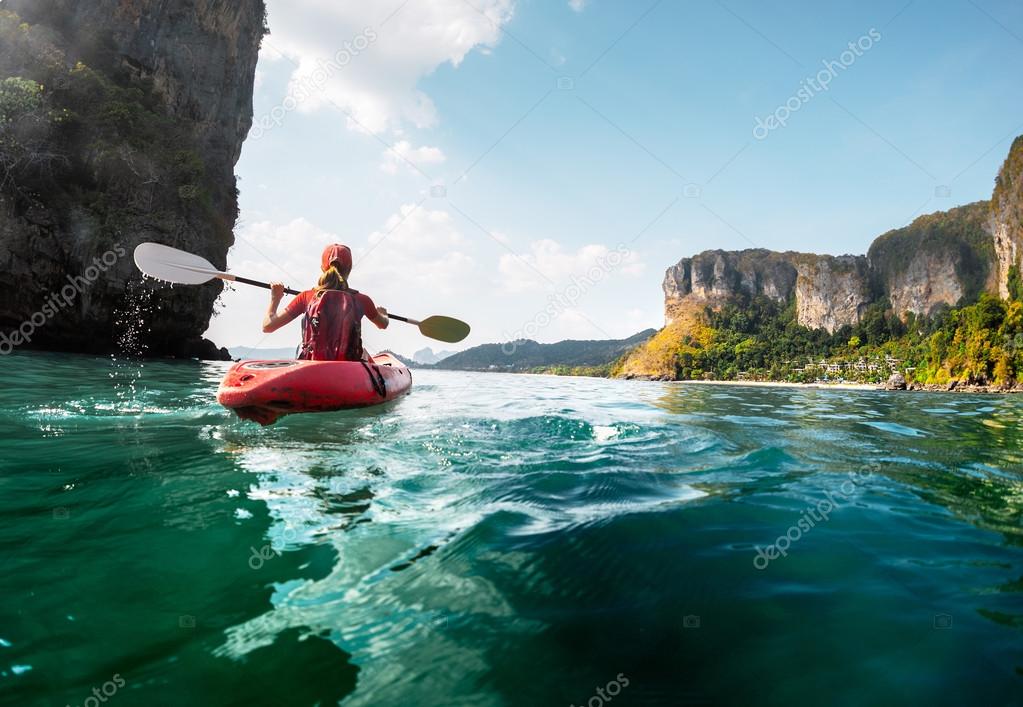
[132,242,471,344]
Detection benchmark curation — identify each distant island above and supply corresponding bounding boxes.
[412,347,456,365]
[230,346,298,360]
[425,330,655,376]
[617,136,1023,392]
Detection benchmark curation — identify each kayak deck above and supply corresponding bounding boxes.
[217,352,411,425]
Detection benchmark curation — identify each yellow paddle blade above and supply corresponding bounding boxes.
[418,316,470,343]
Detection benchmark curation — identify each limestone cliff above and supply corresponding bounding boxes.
[0,0,265,357]
[663,250,799,321]
[659,201,994,337]
[663,249,871,333]
[991,136,1023,299]
[867,202,994,317]
[624,138,1023,379]
[794,255,872,333]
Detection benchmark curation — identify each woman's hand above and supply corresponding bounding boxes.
[269,281,286,306]
[376,306,387,318]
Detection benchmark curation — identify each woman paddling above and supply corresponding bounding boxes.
[262,243,389,361]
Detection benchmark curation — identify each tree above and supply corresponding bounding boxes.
[993,353,1012,386]
[1008,264,1023,302]
[0,76,67,197]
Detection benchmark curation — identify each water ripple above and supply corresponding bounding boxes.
[2,355,1022,704]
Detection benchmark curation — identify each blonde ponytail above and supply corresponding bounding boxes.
[316,264,347,293]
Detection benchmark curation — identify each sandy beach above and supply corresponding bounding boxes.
[671,379,881,391]
[670,378,1023,394]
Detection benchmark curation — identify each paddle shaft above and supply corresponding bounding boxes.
[225,273,419,323]
[229,274,301,297]
[133,242,468,342]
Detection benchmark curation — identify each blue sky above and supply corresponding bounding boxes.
[206,0,1023,356]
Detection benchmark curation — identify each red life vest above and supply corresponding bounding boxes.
[298,289,364,362]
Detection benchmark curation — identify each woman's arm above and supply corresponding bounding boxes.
[369,305,389,330]
[262,283,302,333]
[359,293,388,329]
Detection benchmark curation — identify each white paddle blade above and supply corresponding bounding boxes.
[133,243,222,285]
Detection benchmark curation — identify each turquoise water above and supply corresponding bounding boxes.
[1,352,1021,706]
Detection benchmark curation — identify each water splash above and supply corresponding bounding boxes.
[114,277,156,357]
[109,278,156,412]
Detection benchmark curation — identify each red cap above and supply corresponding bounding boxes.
[320,244,353,277]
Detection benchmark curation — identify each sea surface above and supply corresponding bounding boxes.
[1,352,1021,706]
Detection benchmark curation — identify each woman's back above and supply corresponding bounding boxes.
[261,243,390,361]
[299,289,364,361]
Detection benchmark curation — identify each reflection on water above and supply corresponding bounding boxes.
[1,354,1021,705]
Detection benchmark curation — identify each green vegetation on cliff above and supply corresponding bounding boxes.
[867,201,994,306]
[1008,265,1023,302]
[993,135,1023,216]
[918,295,1023,385]
[616,294,1023,387]
[0,11,220,236]
[0,75,69,194]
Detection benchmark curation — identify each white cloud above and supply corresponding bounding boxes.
[358,203,475,296]
[568,0,589,12]
[229,217,337,287]
[380,140,446,175]
[498,239,644,293]
[262,0,516,134]
[227,208,475,299]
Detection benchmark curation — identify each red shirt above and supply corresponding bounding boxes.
[282,288,380,324]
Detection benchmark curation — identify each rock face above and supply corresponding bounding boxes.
[663,250,799,321]
[886,251,963,317]
[885,372,907,391]
[0,0,265,357]
[867,202,994,317]
[992,221,1020,300]
[663,250,872,333]
[991,136,1023,299]
[794,255,871,333]
[661,199,998,335]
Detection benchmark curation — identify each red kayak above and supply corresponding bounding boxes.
[217,352,411,425]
